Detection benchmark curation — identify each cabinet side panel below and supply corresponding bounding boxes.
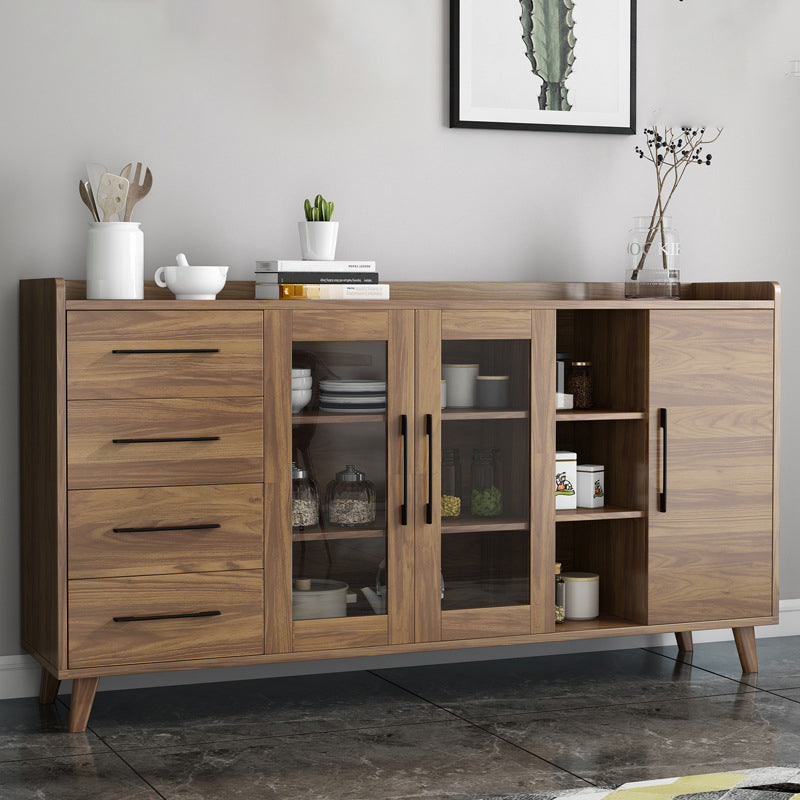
[20,279,66,669]
[264,311,292,653]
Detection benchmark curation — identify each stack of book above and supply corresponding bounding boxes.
[255,260,389,300]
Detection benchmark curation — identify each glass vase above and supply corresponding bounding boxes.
[625,215,680,299]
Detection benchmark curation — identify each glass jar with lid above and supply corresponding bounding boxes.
[567,361,593,408]
[325,464,377,528]
[441,448,462,518]
[291,462,319,531]
[470,448,502,517]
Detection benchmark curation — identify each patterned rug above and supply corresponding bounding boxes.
[481,767,800,800]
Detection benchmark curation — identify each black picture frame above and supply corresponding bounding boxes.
[450,0,637,135]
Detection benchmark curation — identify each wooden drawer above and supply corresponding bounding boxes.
[67,397,263,489]
[68,484,264,579]
[67,310,263,399]
[68,570,264,668]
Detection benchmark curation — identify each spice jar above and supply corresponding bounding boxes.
[567,361,593,408]
[555,562,565,624]
[470,448,502,517]
[292,462,319,531]
[441,448,462,518]
[325,464,376,528]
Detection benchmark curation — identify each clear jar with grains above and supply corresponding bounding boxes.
[567,361,593,409]
[470,448,502,517]
[325,465,377,528]
[441,448,462,518]
[291,462,319,530]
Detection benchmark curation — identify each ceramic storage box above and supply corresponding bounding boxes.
[555,451,577,510]
[577,464,604,508]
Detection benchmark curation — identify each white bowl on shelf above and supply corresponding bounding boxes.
[292,368,311,378]
[291,376,313,389]
[292,387,312,413]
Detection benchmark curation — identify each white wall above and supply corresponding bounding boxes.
[0,0,797,663]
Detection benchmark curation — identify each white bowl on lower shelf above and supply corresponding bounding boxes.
[292,388,312,413]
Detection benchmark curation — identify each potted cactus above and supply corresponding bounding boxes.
[298,194,338,260]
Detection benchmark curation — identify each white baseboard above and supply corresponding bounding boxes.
[4,600,799,701]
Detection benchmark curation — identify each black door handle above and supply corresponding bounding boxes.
[659,407,668,512]
[400,414,408,525]
[425,414,433,524]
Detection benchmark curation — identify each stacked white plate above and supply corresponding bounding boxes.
[319,379,386,413]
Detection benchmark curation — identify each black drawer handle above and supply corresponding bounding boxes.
[112,436,220,444]
[112,348,221,354]
[113,610,222,623]
[112,523,222,534]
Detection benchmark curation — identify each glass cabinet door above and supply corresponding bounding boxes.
[287,310,414,652]
[415,310,555,643]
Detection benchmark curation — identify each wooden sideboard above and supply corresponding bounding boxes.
[20,279,780,732]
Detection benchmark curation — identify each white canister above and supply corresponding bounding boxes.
[577,464,605,508]
[442,364,479,408]
[86,221,144,299]
[563,571,599,620]
[441,379,447,409]
[555,451,577,510]
[292,578,348,620]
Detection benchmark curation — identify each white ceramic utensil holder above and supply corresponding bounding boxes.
[86,221,144,300]
[298,221,339,260]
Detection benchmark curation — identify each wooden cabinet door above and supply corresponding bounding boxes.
[648,310,776,624]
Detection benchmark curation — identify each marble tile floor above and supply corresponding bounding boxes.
[1,636,799,800]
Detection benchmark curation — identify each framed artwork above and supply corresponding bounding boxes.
[450,0,636,134]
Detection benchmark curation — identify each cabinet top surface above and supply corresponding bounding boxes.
[25,279,779,310]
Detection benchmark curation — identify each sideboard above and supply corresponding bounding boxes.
[20,279,780,732]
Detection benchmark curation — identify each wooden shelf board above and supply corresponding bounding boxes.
[292,527,386,542]
[292,413,385,425]
[556,614,640,633]
[556,409,646,421]
[442,408,529,421]
[442,517,530,534]
[556,505,644,522]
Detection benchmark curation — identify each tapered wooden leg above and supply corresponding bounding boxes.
[675,631,694,652]
[67,677,99,733]
[733,626,758,673]
[38,668,60,704]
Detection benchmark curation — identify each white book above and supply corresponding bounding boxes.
[256,283,390,300]
[255,259,376,273]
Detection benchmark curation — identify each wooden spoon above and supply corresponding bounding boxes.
[120,162,153,222]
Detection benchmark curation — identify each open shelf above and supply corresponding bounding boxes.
[292,527,386,542]
[442,408,529,421]
[442,516,529,534]
[555,614,640,633]
[292,412,385,424]
[556,409,646,422]
[556,506,644,522]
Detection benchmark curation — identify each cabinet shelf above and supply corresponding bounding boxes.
[442,408,529,421]
[556,506,643,522]
[556,409,646,422]
[556,614,640,633]
[292,527,386,542]
[442,516,529,534]
[292,412,386,424]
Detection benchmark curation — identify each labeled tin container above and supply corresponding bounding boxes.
[555,451,577,510]
[577,464,604,508]
[562,571,599,620]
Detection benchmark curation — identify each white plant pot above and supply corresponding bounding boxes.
[298,221,339,260]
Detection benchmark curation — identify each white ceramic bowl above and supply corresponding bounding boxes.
[292,368,311,378]
[291,376,313,389]
[154,265,229,300]
[291,387,312,413]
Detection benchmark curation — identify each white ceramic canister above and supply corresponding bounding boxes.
[442,364,479,408]
[292,578,348,620]
[562,571,600,620]
[441,379,447,409]
[577,464,605,508]
[86,221,144,300]
[555,450,577,510]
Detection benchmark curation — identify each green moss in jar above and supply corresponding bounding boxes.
[471,485,503,517]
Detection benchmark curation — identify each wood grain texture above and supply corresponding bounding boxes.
[67,310,263,399]
[648,311,775,626]
[264,311,292,654]
[675,631,693,652]
[67,397,263,488]
[414,310,443,642]
[19,279,67,670]
[292,616,389,652]
[68,570,264,668]
[291,310,389,341]
[771,288,781,616]
[67,677,99,733]
[441,605,531,640]
[441,310,533,340]
[733,625,758,672]
[68,484,264,578]
[387,310,416,644]
[39,668,60,704]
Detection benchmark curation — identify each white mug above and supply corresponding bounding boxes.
[154,265,229,300]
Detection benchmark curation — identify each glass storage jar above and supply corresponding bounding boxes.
[291,462,319,531]
[325,464,376,528]
[567,361,593,409]
[441,448,462,518]
[470,448,503,517]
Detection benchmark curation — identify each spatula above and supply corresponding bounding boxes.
[78,180,100,222]
[87,163,119,221]
[96,173,129,222]
[120,162,153,222]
